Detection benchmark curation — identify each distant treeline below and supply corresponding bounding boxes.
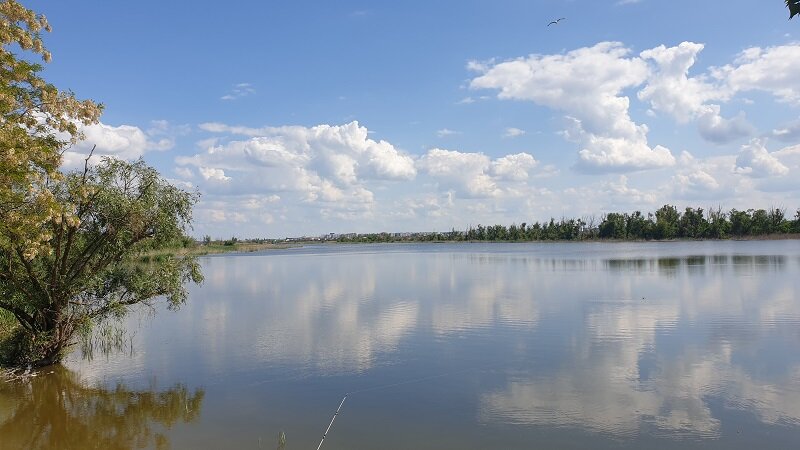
[336,205,800,243]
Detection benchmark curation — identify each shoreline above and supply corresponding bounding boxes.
[138,234,800,260]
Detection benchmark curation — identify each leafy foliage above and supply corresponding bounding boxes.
[0,2,202,367]
[788,0,800,19]
[0,157,203,366]
[333,205,800,243]
[0,1,102,258]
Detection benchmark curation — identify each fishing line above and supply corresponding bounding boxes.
[314,365,485,449]
[315,395,347,450]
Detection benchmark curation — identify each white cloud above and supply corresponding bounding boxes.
[574,129,675,172]
[672,151,721,196]
[470,42,675,172]
[176,121,427,232]
[417,148,498,198]
[599,175,658,205]
[734,140,789,178]
[174,166,194,179]
[491,153,538,181]
[638,42,752,144]
[502,127,526,138]
[62,120,179,169]
[199,167,231,182]
[188,121,416,183]
[221,82,256,101]
[695,107,754,144]
[770,117,800,142]
[416,149,542,198]
[436,128,461,138]
[713,44,800,104]
[389,193,455,220]
[79,123,152,156]
[638,42,724,122]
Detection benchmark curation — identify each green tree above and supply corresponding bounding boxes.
[0,158,203,367]
[793,209,800,233]
[768,207,789,233]
[705,207,730,239]
[750,209,770,235]
[678,207,707,239]
[599,213,626,239]
[625,211,651,239]
[729,209,752,237]
[653,205,680,239]
[0,1,102,258]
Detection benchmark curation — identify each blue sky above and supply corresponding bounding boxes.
[27,1,800,238]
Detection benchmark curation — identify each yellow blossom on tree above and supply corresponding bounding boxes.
[0,0,102,258]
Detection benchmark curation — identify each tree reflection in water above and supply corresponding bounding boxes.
[0,366,204,450]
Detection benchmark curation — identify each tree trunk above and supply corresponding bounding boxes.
[31,350,63,367]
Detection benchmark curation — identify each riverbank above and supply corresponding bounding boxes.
[137,241,299,262]
[324,233,800,245]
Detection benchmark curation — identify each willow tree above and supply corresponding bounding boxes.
[1,157,203,366]
[0,1,203,366]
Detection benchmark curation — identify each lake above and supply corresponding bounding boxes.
[2,241,800,449]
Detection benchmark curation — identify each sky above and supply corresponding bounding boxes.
[25,0,800,238]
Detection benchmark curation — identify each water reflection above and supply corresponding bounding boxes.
[0,366,204,450]
[57,241,800,448]
[604,254,787,276]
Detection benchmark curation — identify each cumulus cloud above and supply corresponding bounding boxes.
[390,193,455,220]
[599,175,658,205]
[638,42,753,144]
[491,153,538,181]
[188,121,416,183]
[61,120,180,169]
[472,41,800,158]
[416,149,540,198]
[770,117,800,142]
[502,127,526,138]
[182,120,567,235]
[713,44,800,104]
[638,43,727,121]
[637,42,800,143]
[574,129,675,172]
[178,121,422,229]
[174,166,194,179]
[734,140,789,178]
[417,148,498,198]
[695,107,754,144]
[672,151,721,196]
[470,42,675,172]
[199,167,231,182]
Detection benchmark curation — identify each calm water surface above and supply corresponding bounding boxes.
[2,241,800,449]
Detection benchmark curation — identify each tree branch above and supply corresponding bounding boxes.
[0,299,35,331]
[13,247,50,306]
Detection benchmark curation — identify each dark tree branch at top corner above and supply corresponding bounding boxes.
[788,0,800,19]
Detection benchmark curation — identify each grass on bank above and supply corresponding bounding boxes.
[136,240,296,263]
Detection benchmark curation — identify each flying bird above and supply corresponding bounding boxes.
[547,17,566,26]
